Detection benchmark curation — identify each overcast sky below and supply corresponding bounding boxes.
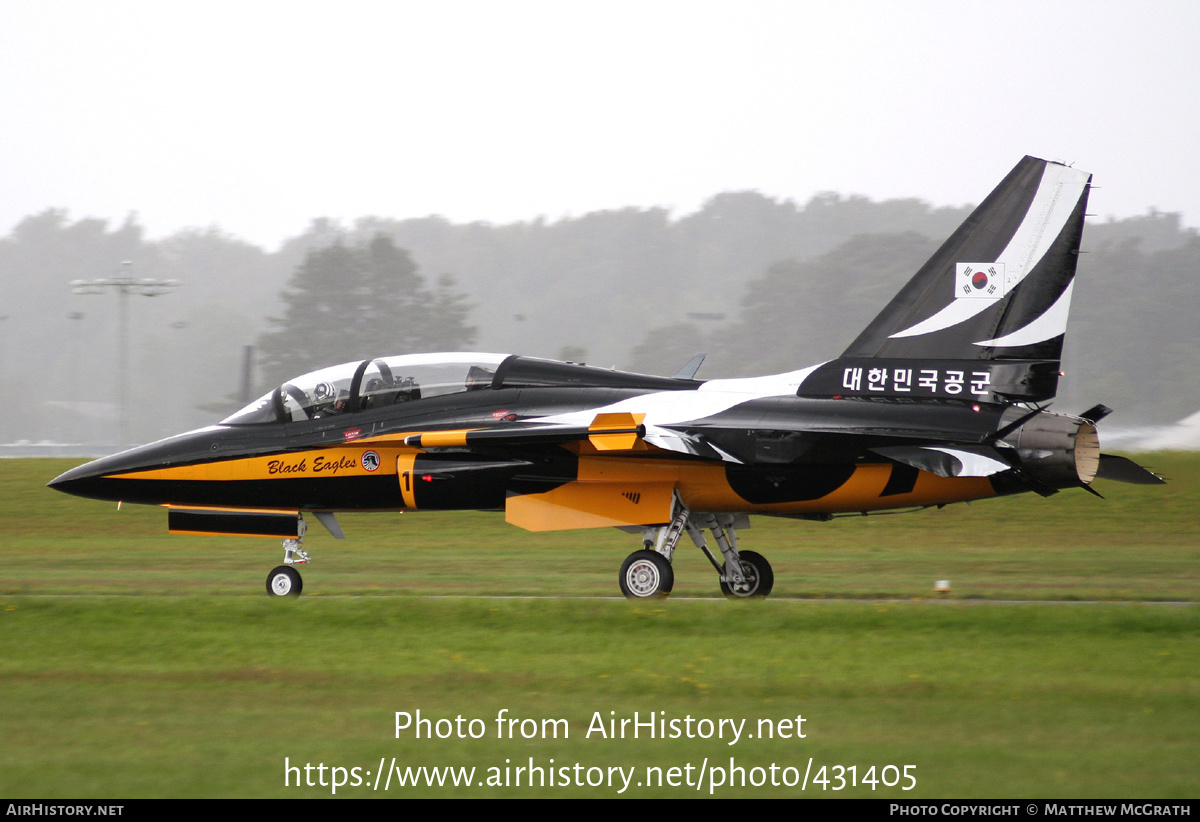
[2,0,1197,250]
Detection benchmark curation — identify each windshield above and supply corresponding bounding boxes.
[221,353,507,425]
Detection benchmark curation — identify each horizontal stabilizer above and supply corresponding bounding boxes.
[1079,404,1113,424]
[1096,454,1167,485]
[872,444,1012,478]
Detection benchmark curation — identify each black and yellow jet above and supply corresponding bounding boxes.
[49,156,1163,598]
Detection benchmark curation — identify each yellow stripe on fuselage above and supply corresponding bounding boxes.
[112,446,400,482]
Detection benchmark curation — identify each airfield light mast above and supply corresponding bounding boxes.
[70,262,179,448]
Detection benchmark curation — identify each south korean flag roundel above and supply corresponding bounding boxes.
[956,263,1007,300]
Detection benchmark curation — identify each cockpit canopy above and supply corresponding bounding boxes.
[222,353,507,425]
[222,352,700,426]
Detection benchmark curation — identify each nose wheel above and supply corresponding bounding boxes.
[267,529,310,597]
[266,565,303,597]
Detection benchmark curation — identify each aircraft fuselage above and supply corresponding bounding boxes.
[50,374,1038,521]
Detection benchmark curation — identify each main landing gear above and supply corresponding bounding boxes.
[617,497,773,600]
[266,523,311,598]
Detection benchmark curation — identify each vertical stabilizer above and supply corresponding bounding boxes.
[799,157,1091,403]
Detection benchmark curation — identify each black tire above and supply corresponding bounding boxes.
[618,550,674,599]
[266,565,303,597]
[719,550,773,598]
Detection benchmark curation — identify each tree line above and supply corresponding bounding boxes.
[1,195,1194,446]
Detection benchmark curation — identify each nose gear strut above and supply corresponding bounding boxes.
[267,519,311,597]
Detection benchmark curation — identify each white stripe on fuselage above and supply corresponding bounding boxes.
[530,366,820,432]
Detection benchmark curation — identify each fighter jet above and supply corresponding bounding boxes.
[49,156,1163,598]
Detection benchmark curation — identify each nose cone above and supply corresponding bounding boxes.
[47,426,227,504]
[48,452,147,503]
[48,460,100,496]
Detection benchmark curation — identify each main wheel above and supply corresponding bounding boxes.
[266,565,303,597]
[719,550,773,598]
[618,550,674,599]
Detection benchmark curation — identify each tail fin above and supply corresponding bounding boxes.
[799,156,1092,403]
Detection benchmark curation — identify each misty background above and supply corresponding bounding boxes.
[1,1,1197,451]
[2,194,1195,449]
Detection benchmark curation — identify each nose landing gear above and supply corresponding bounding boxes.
[266,524,311,598]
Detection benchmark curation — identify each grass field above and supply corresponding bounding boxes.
[1,456,1198,797]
